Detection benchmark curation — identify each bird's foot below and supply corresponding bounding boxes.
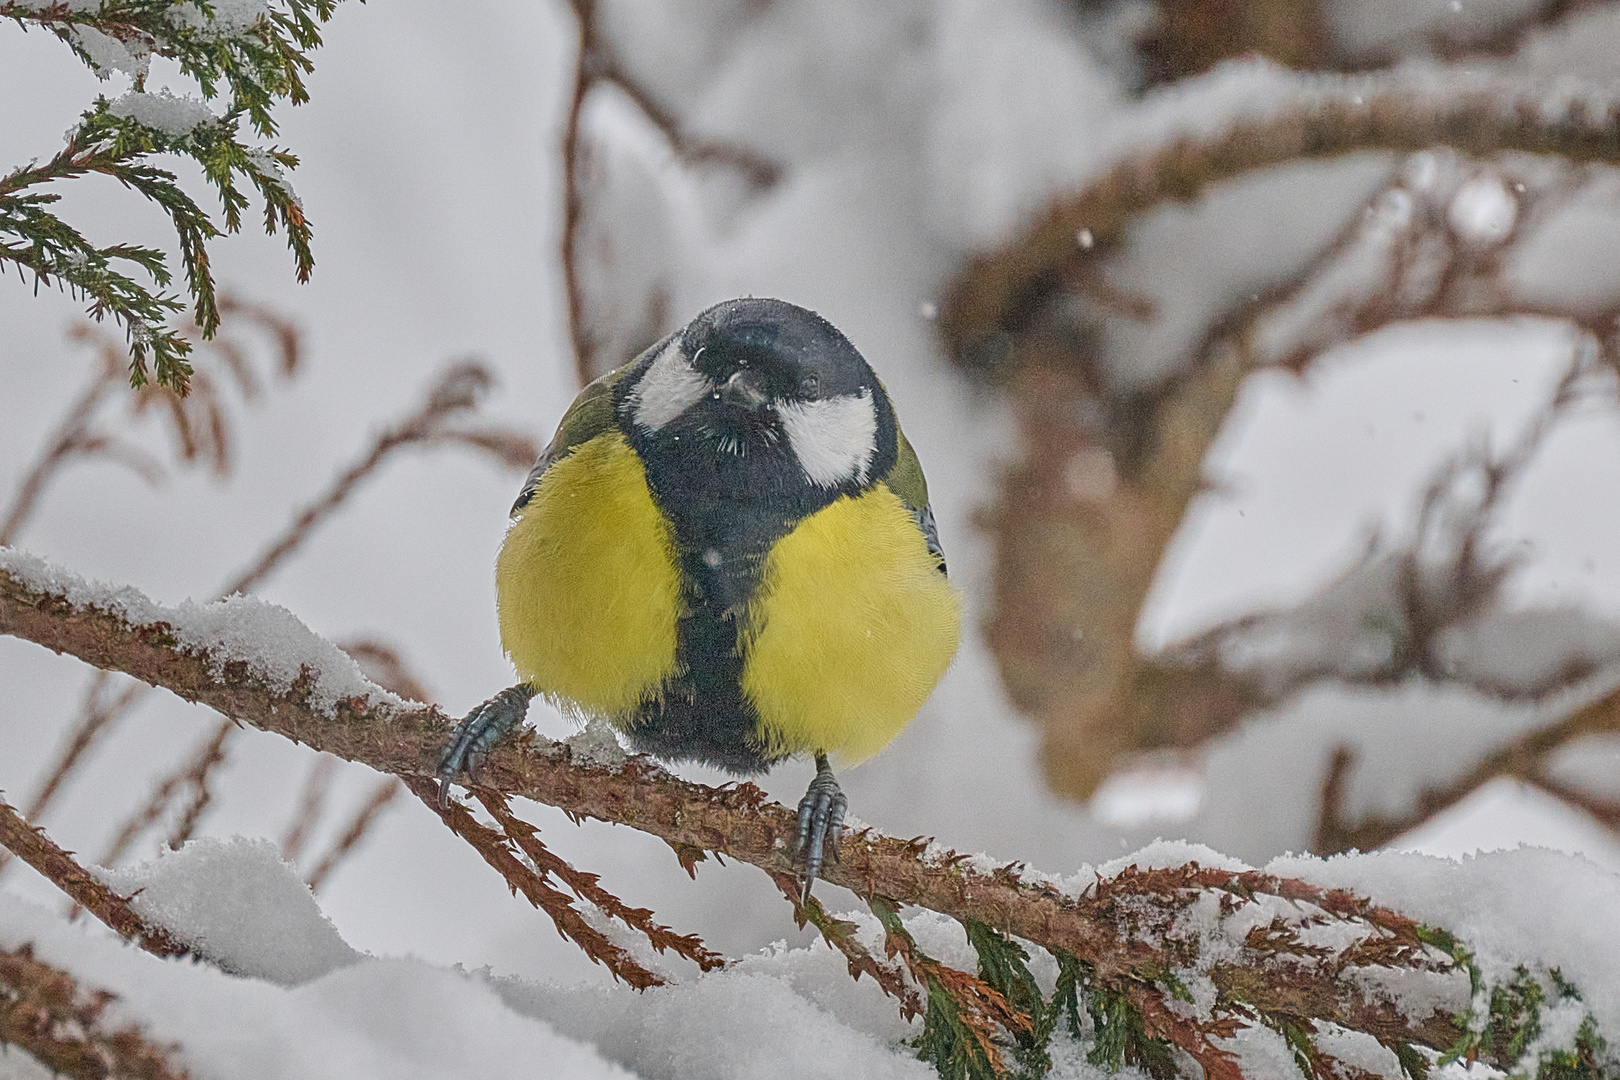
[435,684,537,807]
[793,753,847,904]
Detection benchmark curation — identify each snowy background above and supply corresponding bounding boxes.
[5,1,1620,1077]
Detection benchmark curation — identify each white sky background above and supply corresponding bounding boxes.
[4,0,1620,1002]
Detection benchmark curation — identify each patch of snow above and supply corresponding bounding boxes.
[106,90,216,137]
[1448,175,1517,245]
[1090,765,1205,829]
[67,25,151,79]
[100,836,361,985]
[564,716,630,769]
[0,546,409,717]
[164,0,269,38]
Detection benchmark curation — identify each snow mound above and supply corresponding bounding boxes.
[101,836,362,985]
[0,546,409,717]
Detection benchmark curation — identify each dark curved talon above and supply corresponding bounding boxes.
[435,684,537,807]
[793,752,847,904]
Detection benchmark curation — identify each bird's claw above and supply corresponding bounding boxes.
[435,684,537,807]
[793,754,847,904]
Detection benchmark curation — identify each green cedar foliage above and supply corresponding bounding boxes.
[1,0,352,392]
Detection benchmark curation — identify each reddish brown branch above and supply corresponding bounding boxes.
[0,798,188,959]
[402,776,663,988]
[0,944,191,1080]
[218,360,524,597]
[559,0,780,383]
[0,558,1483,1060]
[941,75,1620,370]
[769,873,925,1018]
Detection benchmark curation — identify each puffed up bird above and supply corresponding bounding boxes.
[436,297,961,899]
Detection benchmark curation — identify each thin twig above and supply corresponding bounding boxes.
[304,777,401,892]
[559,0,779,383]
[218,360,531,597]
[278,753,338,864]
[0,328,123,545]
[95,720,232,871]
[1315,677,1620,853]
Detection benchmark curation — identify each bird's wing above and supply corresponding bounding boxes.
[884,426,947,575]
[511,365,626,515]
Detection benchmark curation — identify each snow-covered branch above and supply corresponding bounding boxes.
[4,547,1603,1076]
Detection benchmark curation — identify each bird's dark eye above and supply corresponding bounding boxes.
[800,374,820,396]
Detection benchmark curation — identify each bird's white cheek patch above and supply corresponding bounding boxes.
[779,390,877,488]
[629,340,711,430]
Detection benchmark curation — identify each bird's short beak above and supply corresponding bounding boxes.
[720,368,768,412]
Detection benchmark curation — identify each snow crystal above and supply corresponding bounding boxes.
[246,149,305,211]
[107,90,217,137]
[101,836,361,985]
[0,546,410,717]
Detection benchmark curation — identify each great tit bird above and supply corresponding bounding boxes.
[437,298,960,898]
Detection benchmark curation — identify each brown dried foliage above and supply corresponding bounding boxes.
[401,776,665,989]
[475,789,726,972]
[770,872,925,1018]
[0,944,191,1080]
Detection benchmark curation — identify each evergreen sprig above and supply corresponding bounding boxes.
[2,0,347,391]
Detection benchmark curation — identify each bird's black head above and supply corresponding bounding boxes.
[617,298,897,508]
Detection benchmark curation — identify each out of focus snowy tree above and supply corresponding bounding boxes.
[7,0,1620,1078]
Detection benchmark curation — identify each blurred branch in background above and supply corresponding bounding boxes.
[558,0,780,385]
[941,71,1620,811]
[0,943,190,1080]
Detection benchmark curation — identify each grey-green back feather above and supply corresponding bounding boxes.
[885,426,946,575]
[510,365,626,515]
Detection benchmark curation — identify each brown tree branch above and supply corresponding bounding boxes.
[559,0,780,384]
[0,944,191,1080]
[0,555,1497,1065]
[941,73,1620,368]
[1316,677,1620,853]
[474,789,726,972]
[0,798,188,959]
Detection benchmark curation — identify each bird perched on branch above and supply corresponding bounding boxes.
[437,298,960,898]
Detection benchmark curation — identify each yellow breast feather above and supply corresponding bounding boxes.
[495,431,684,717]
[741,483,961,766]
